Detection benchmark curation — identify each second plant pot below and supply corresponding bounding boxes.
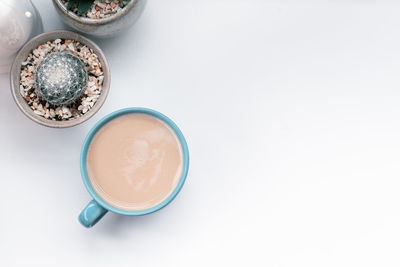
[10,30,111,128]
[52,0,146,38]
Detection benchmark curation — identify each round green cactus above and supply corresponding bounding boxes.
[35,52,87,105]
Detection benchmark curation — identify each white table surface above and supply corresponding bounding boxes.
[1,0,400,266]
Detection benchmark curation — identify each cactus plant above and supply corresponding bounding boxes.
[35,52,87,106]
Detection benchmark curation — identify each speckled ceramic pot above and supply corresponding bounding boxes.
[10,30,111,128]
[52,0,146,38]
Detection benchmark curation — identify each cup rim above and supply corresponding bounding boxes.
[80,107,189,216]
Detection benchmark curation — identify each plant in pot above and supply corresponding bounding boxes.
[52,0,146,38]
[10,30,111,128]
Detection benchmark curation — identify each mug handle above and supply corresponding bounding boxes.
[78,200,108,228]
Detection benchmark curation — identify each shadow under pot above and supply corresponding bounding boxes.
[52,0,146,38]
[10,30,111,128]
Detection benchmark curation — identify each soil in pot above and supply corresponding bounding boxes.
[62,0,130,19]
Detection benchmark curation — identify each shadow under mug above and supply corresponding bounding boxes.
[79,108,189,228]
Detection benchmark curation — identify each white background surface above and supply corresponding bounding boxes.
[1,0,400,266]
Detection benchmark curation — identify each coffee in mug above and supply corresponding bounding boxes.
[86,113,184,211]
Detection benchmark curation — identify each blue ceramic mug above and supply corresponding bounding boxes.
[78,108,189,228]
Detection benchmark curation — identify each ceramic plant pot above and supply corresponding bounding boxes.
[52,0,146,38]
[10,30,111,128]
